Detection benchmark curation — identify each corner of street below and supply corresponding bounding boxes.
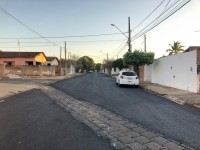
[0,73,200,150]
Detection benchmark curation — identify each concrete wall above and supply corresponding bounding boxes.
[46,59,59,66]
[0,64,4,77]
[144,65,152,82]
[111,68,120,75]
[145,51,197,93]
[4,65,56,77]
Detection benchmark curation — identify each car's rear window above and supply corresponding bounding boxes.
[122,72,136,76]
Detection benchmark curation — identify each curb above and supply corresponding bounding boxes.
[140,85,200,111]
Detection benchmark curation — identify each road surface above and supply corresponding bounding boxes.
[0,89,114,150]
[52,73,200,150]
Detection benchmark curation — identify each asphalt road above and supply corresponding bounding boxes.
[52,73,200,150]
[0,89,114,150]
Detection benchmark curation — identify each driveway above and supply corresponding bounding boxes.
[51,73,200,149]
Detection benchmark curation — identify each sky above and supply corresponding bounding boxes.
[0,0,200,63]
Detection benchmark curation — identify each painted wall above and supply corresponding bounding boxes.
[111,68,120,75]
[46,59,59,66]
[145,51,197,93]
[0,58,36,65]
[144,65,152,82]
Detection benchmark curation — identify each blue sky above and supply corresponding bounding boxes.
[0,0,199,63]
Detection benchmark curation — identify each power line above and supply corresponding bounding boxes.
[0,7,58,46]
[0,39,124,44]
[131,0,180,40]
[131,0,191,41]
[131,0,167,32]
[0,33,128,39]
[109,38,127,56]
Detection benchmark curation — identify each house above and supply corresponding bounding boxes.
[142,46,200,93]
[0,51,47,66]
[45,57,59,66]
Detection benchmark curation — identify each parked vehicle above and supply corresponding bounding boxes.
[116,70,139,87]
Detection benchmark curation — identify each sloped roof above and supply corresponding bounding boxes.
[0,51,46,58]
[46,56,59,61]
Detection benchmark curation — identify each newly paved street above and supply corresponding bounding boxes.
[0,89,114,150]
[52,73,200,150]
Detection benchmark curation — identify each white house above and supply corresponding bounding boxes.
[46,57,59,66]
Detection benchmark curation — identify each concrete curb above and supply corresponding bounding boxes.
[140,85,200,111]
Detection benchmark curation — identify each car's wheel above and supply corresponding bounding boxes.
[118,81,121,87]
[132,85,138,88]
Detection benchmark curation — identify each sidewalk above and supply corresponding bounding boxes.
[139,81,200,110]
[0,74,76,99]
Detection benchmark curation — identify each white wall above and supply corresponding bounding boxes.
[46,59,59,66]
[144,65,152,82]
[145,51,197,93]
[111,68,120,75]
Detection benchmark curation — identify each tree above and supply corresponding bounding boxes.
[76,56,95,73]
[70,54,80,67]
[103,59,114,74]
[123,50,154,76]
[112,58,125,70]
[166,41,184,55]
[95,63,101,72]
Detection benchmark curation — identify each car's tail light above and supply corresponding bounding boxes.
[120,75,124,79]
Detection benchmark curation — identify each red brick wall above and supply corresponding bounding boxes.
[186,47,200,65]
[139,65,144,81]
[197,50,200,65]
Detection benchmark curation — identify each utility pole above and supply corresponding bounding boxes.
[18,40,20,56]
[107,53,108,62]
[60,46,62,61]
[64,41,67,76]
[144,34,146,53]
[128,17,132,52]
[60,46,62,76]
[111,17,132,52]
[18,40,21,65]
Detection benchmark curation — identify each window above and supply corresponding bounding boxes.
[36,62,41,66]
[122,72,136,76]
[4,61,15,66]
[25,61,33,65]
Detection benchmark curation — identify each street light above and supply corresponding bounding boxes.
[111,17,132,52]
[111,24,128,38]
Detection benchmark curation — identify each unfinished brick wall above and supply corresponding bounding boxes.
[0,64,4,77]
[4,65,56,77]
[139,65,144,81]
[5,66,22,76]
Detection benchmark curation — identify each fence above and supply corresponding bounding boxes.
[4,65,56,77]
[0,64,4,78]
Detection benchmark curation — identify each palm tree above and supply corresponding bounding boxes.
[166,41,184,55]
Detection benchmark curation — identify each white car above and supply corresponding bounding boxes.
[116,70,139,87]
